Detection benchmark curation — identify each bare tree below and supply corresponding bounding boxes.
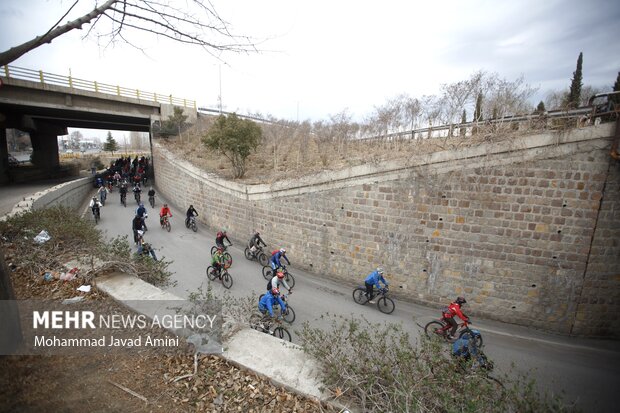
[0,0,258,67]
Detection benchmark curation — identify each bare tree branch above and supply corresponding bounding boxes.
[0,0,258,67]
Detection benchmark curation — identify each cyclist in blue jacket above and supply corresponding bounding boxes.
[258,288,287,318]
[364,267,388,304]
[270,248,290,273]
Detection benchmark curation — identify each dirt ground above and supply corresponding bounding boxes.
[0,268,335,412]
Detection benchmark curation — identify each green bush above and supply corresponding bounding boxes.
[298,315,575,413]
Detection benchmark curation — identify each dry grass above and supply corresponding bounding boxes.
[161,115,545,183]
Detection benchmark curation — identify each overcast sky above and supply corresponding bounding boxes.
[1,0,619,133]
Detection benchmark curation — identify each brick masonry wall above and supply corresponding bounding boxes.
[153,125,620,337]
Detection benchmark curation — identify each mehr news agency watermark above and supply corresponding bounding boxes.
[0,300,223,355]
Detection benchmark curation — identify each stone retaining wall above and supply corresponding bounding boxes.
[153,123,620,337]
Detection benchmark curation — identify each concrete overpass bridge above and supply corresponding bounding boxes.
[0,65,197,184]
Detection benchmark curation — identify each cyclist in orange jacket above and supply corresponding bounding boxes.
[442,296,469,339]
[159,203,172,226]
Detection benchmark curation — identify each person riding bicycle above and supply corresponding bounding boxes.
[364,267,388,304]
[147,186,155,201]
[258,288,287,318]
[136,203,148,231]
[95,176,104,188]
[89,196,102,217]
[119,184,127,203]
[442,297,469,340]
[97,185,107,203]
[132,215,145,244]
[159,203,172,226]
[268,270,292,294]
[132,183,142,200]
[452,331,492,370]
[113,171,121,184]
[211,248,226,278]
[185,205,198,227]
[270,248,290,274]
[215,229,232,250]
[249,231,267,254]
[136,231,158,261]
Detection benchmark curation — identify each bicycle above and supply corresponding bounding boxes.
[244,244,269,267]
[92,206,101,224]
[352,286,395,314]
[120,192,127,207]
[160,215,171,232]
[149,195,155,208]
[258,292,295,323]
[134,192,141,204]
[424,319,483,347]
[249,313,292,342]
[262,265,296,288]
[210,245,233,267]
[99,190,106,206]
[186,215,198,232]
[206,265,233,289]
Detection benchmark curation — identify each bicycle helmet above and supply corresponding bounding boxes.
[271,288,280,296]
[280,248,286,253]
[456,297,467,305]
[377,267,384,275]
[163,203,168,207]
[276,271,285,279]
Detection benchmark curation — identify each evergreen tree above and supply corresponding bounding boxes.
[567,52,583,109]
[536,101,546,113]
[474,93,483,121]
[103,132,119,154]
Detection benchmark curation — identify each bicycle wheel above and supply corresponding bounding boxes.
[210,246,217,255]
[94,213,99,224]
[377,296,395,314]
[149,197,155,208]
[223,252,233,267]
[258,252,269,267]
[249,313,263,331]
[424,321,448,341]
[262,266,272,280]
[352,287,368,304]
[459,328,484,348]
[284,272,296,288]
[206,266,217,281]
[244,247,253,260]
[282,305,296,323]
[273,326,292,342]
[221,271,233,289]
[190,221,197,232]
[165,220,171,232]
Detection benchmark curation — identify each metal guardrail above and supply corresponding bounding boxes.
[1,64,196,109]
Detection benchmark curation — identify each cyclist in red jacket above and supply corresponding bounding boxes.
[442,296,469,339]
[159,203,172,226]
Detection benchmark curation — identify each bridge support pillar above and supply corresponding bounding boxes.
[0,125,8,185]
[28,120,65,168]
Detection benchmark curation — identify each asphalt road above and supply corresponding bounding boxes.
[79,184,620,413]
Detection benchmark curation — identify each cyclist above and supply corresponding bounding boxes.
[185,205,198,228]
[136,231,158,261]
[119,183,128,204]
[97,185,107,204]
[132,183,142,202]
[147,187,156,206]
[248,231,267,255]
[95,176,104,188]
[210,248,226,278]
[89,196,102,218]
[267,270,292,294]
[364,267,388,304]
[159,203,172,226]
[452,331,492,370]
[269,248,290,274]
[258,288,287,318]
[132,215,145,244]
[136,202,148,231]
[442,297,469,340]
[113,170,121,185]
[215,229,232,250]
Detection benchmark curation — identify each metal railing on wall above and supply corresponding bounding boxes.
[1,64,196,109]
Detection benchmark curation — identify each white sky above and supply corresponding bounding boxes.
[1,0,619,133]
